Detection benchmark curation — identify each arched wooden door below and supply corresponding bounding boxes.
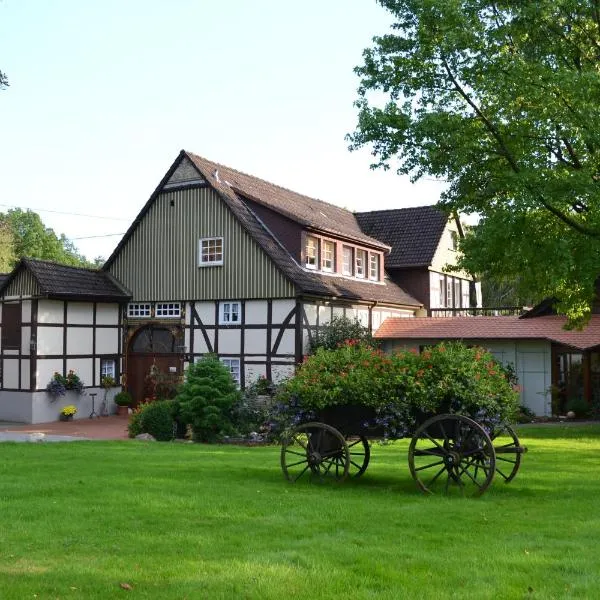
[126,325,184,405]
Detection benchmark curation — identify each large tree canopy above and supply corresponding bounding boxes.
[0,209,91,270]
[349,0,600,324]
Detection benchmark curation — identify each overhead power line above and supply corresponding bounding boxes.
[70,233,126,240]
[0,203,132,221]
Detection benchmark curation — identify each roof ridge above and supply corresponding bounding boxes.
[185,151,355,217]
[355,205,440,216]
[23,257,101,274]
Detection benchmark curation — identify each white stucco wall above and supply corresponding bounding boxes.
[67,303,94,325]
[96,304,119,325]
[37,327,63,355]
[38,300,64,324]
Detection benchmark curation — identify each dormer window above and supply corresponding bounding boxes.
[356,249,367,278]
[305,236,318,269]
[369,253,380,281]
[342,246,353,276]
[322,240,335,272]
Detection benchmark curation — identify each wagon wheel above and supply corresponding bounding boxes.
[490,423,526,483]
[346,436,370,478]
[408,414,496,497]
[280,422,350,483]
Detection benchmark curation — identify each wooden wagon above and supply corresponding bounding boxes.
[280,405,527,496]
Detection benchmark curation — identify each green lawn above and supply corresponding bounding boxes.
[1,425,599,599]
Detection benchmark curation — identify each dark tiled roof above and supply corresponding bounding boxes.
[185,153,419,307]
[187,153,389,250]
[375,315,600,350]
[1,258,131,301]
[355,206,449,268]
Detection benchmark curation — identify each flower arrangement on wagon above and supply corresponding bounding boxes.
[271,340,520,441]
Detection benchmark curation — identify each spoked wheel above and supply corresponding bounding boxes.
[280,422,349,483]
[346,436,370,478]
[408,414,496,497]
[490,423,526,483]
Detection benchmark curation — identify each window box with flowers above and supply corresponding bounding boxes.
[46,370,85,399]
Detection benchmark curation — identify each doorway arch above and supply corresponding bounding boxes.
[126,325,184,404]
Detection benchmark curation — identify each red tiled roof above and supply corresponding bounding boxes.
[375,315,600,350]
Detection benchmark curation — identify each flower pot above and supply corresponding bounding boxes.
[59,414,73,422]
[116,405,129,417]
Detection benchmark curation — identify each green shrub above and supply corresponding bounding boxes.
[128,400,175,441]
[114,391,133,407]
[176,355,241,442]
[231,378,277,436]
[517,404,536,423]
[565,397,591,418]
[310,315,374,352]
[278,341,519,436]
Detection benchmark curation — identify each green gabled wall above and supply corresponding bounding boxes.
[107,186,295,301]
[2,268,41,298]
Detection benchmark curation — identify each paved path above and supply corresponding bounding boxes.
[0,415,130,442]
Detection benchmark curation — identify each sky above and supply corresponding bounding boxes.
[0,0,447,261]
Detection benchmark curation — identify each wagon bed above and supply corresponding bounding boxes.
[280,405,527,497]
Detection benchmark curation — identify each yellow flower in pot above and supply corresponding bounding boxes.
[60,405,77,421]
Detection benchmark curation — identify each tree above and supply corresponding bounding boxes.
[0,209,91,268]
[0,221,15,272]
[0,69,8,90]
[349,0,600,325]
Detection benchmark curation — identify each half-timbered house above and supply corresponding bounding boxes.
[0,259,130,422]
[103,151,425,403]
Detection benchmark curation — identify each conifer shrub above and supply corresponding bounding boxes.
[176,355,241,442]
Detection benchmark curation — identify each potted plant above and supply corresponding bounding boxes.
[114,391,133,417]
[59,405,77,421]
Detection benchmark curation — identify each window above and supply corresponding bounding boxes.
[305,236,318,269]
[450,230,459,251]
[446,277,453,307]
[454,279,462,308]
[342,246,353,276]
[100,358,116,380]
[127,303,151,318]
[321,240,335,272]
[156,302,181,318]
[221,358,240,386]
[1,304,21,350]
[220,301,241,324]
[199,237,223,266]
[439,275,446,307]
[356,249,367,278]
[369,253,380,281]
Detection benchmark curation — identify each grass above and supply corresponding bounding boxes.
[1,424,599,599]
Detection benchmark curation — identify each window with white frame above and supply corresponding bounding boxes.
[100,358,116,380]
[342,246,353,276]
[450,230,459,251]
[369,253,380,281]
[128,303,151,318]
[156,302,181,318]
[220,301,241,324]
[454,279,462,308]
[439,275,446,307]
[321,240,335,272]
[199,237,223,266]
[446,277,454,307]
[305,236,318,269]
[356,249,367,278]
[221,358,240,386]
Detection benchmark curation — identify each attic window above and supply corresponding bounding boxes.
[156,303,181,318]
[450,231,459,251]
[305,236,318,269]
[355,249,367,278]
[369,253,380,281]
[199,237,223,266]
[322,240,335,272]
[342,246,353,276]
